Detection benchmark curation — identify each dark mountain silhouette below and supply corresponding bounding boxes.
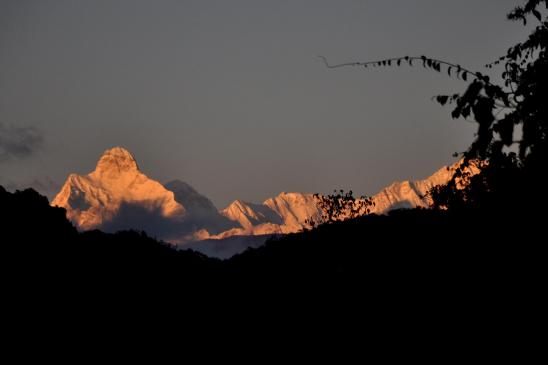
[2,185,542,286]
[1,186,221,294]
[1,181,542,354]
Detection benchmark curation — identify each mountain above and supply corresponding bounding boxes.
[222,199,283,229]
[52,147,242,242]
[370,161,481,213]
[264,192,323,228]
[217,191,353,238]
[196,192,323,239]
[164,179,238,235]
[192,159,480,245]
[51,146,479,257]
[52,147,185,229]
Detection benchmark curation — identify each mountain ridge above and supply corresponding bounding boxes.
[51,146,479,251]
[52,147,186,237]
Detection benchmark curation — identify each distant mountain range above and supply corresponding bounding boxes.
[51,147,478,257]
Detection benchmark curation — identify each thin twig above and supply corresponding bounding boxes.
[319,55,505,90]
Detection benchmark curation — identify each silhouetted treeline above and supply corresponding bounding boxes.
[2,185,543,355]
[2,186,542,289]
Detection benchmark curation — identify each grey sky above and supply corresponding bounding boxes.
[0,0,531,207]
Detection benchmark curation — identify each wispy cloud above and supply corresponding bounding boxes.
[0,123,44,161]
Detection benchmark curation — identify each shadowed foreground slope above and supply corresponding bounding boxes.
[2,184,544,355]
[2,185,542,292]
[1,187,219,288]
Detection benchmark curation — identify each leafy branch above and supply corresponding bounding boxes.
[305,190,374,230]
[319,55,497,88]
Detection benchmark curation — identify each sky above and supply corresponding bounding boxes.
[0,0,533,208]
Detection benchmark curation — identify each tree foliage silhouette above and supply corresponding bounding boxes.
[305,190,374,229]
[321,0,547,211]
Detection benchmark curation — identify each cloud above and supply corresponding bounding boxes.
[98,199,241,243]
[100,202,191,242]
[0,123,44,161]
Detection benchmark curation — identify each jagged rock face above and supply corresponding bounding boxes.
[264,192,322,227]
[164,180,238,235]
[221,200,283,229]
[165,180,217,217]
[370,160,481,213]
[52,147,186,232]
[94,147,140,177]
[208,192,323,239]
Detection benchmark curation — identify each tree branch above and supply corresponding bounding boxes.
[318,55,508,91]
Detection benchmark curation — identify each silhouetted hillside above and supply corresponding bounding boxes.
[1,186,221,293]
[230,207,542,285]
[2,185,542,290]
[1,185,77,246]
[2,182,544,355]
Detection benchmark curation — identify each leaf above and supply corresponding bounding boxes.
[462,106,471,118]
[436,95,449,106]
[532,9,541,21]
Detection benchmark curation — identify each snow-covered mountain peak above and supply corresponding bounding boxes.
[221,199,278,229]
[263,192,321,227]
[51,150,484,255]
[93,146,139,178]
[52,147,185,232]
